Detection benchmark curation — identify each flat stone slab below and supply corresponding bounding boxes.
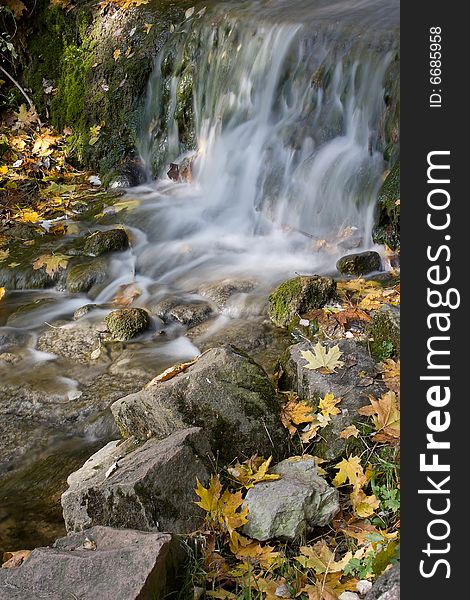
[0,526,182,600]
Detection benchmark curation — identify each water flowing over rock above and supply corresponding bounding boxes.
[0,527,183,600]
[62,428,212,534]
[111,345,287,462]
[242,456,339,541]
[281,339,387,460]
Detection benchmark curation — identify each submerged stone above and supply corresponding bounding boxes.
[83,229,129,256]
[66,259,108,294]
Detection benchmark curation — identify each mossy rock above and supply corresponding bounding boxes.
[268,276,337,329]
[336,251,382,276]
[83,229,129,256]
[373,160,400,250]
[368,304,400,360]
[66,259,108,294]
[105,308,151,341]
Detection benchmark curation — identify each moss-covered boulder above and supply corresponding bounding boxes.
[111,345,287,463]
[368,304,400,360]
[105,308,151,341]
[268,276,337,329]
[83,229,129,257]
[336,251,382,276]
[66,259,108,294]
[373,160,400,250]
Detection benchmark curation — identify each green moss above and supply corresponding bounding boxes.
[373,160,400,250]
[83,229,129,256]
[369,304,400,360]
[105,308,151,341]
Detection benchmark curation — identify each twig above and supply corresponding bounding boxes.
[0,64,34,109]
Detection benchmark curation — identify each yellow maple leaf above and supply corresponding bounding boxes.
[234,537,281,569]
[281,396,315,435]
[301,343,344,373]
[195,475,223,519]
[0,249,10,262]
[332,456,367,489]
[227,456,280,489]
[380,359,400,395]
[358,290,383,311]
[113,48,121,61]
[351,488,380,518]
[0,165,8,175]
[32,254,69,277]
[358,392,400,440]
[13,209,41,223]
[0,287,5,302]
[295,541,352,575]
[339,425,360,439]
[319,393,342,417]
[32,131,59,156]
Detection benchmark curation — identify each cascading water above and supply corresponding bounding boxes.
[0,0,399,550]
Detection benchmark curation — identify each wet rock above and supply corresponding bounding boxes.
[373,160,400,251]
[105,308,151,341]
[37,321,104,363]
[167,155,194,183]
[151,297,213,328]
[0,328,32,350]
[6,298,56,327]
[66,258,108,295]
[336,251,382,276]
[280,339,387,460]
[198,278,256,310]
[112,345,287,463]
[368,304,400,360]
[83,228,130,257]
[74,303,100,320]
[268,275,337,328]
[0,526,183,600]
[364,564,400,600]
[62,428,211,534]
[242,456,339,541]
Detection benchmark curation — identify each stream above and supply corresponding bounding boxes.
[0,0,399,551]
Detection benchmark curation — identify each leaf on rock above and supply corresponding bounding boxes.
[301,343,344,373]
[319,393,342,417]
[1,550,31,569]
[32,254,69,277]
[146,357,198,386]
[227,456,280,489]
[281,396,315,435]
[340,425,359,439]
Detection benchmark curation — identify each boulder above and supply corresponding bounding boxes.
[105,307,151,341]
[368,304,400,360]
[242,456,339,541]
[198,278,256,310]
[0,527,183,600]
[364,564,400,600]
[37,321,104,363]
[112,345,287,462]
[62,428,211,534]
[66,258,108,294]
[268,276,337,328]
[336,251,382,276]
[280,339,386,460]
[83,228,130,256]
[151,297,213,328]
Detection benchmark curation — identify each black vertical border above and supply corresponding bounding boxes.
[401,2,465,596]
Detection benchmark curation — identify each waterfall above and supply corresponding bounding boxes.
[132,0,399,287]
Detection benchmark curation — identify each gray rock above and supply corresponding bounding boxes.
[112,345,287,462]
[37,321,104,363]
[62,428,211,534]
[66,258,108,294]
[368,304,400,359]
[0,526,183,600]
[242,456,339,541]
[268,276,337,328]
[364,565,400,600]
[0,328,31,351]
[336,251,382,276]
[83,228,130,256]
[198,278,256,310]
[105,307,151,341]
[73,303,100,320]
[150,296,213,327]
[281,339,386,460]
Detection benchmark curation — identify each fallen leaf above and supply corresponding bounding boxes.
[281,395,315,435]
[228,456,280,489]
[301,343,344,373]
[295,541,352,575]
[358,392,400,440]
[0,165,8,175]
[319,393,342,417]
[0,249,10,262]
[2,550,31,569]
[113,48,121,61]
[146,357,198,386]
[379,359,400,394]
[32,254,69,277]
[332,456,367,489]
[340,425,360,439]
[0,288,5,302]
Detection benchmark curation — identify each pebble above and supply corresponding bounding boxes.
[356,580,373,595]
[338,593,360,600]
